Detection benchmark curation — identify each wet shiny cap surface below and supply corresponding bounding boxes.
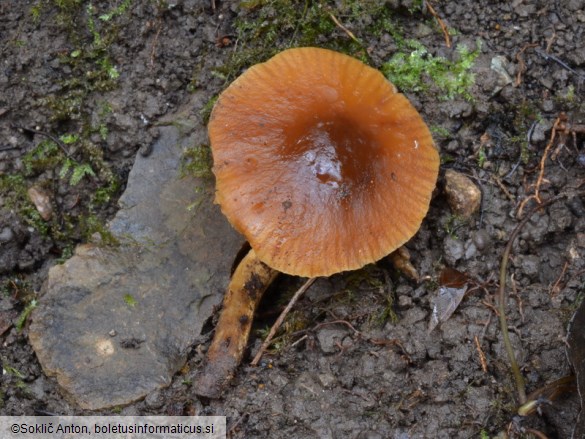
[209,47,439,277]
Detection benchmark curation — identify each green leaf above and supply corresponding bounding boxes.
[59,158,74,179]
[59,133,79,144]
[70,163,95,186]
[16,299,37,332]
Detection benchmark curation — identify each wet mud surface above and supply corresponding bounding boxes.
[1,1,585,438]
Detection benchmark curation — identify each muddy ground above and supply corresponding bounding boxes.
[1,0,585,438]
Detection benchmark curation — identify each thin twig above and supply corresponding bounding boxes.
[0,145,19,152]
[425,1,451,48]
[250,277,316,366]
[545,30,556,53]
[514,43,538,87]
[517,115,563,217]
[474,335,488,373]
[11,124,72,158]
[149,18,163,67]
[550,261,569,297]
[498,192,581,405]
[328,12,360,44]
[536,47,585,80]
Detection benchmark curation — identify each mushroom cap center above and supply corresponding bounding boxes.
[285,114,379,204]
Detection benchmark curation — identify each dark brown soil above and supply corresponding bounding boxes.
[1,1,584,438]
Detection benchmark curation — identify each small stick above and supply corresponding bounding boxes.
[328,12,360,44]
[498,193,579,405]
[492,175,515,201]
[11,124,72,158]
[425,1,451,48]
[149,18,163,67]
[517,114,563,217]
[499,205,542,405]
[250,277,316,366]
[514,43,538,87]
[536,48,585,80]
[474,335,488,373]
[550,261,569,297]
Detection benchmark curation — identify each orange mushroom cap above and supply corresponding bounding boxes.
[209,47,439,277]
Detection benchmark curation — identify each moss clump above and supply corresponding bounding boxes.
[382,40,480,100]
[368,292,398,327]
[199,96,218,124]
[213,0,394,83]
[180,144,213,179]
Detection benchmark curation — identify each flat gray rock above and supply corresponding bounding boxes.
[29,98,243,410]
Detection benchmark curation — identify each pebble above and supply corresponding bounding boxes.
[541,99,555,112]
[519,254,541,279]
[444,170,481,218]
[490,56,513,94]
[547,204,573,233]
[472,229,491,251]
[444,140,459,152]
[27,186,52,221]
[464,241,477,259]
[317,373,336,388]
[316,327,348,354]
[529,119,552,142]
[144,390,164,409]
[0,226,14,243]
[28,377,47,400]
[443,236,464,265]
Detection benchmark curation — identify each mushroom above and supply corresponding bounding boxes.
[194,47,439,398]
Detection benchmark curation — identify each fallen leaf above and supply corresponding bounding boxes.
[429,267,469,332]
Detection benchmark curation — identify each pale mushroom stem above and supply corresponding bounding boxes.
[194,248,278,398]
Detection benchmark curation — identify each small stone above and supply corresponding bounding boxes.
[445,140,459,152]
[541,99,554,112]
[464,241,477,260]
[519,254,540,279]
[316,327,348,354]
[472,229,491,251]
[398,294,412,307]
[0,227,14,243]
[444,169,481,218]
[443,236,464,265]
[539,76,554,90]
[490,56,513,94]
[27,377,47,400]
[576,233,585,248]
[108,329,117,337]
[414,23,433,38]
[144,390,164,409]
[317,373,336,388]
[27,186,53,221]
